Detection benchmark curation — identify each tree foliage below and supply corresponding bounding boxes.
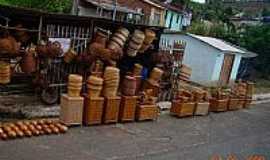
[0,0,72,13]
[240,25,270,77]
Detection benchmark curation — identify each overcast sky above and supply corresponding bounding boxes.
[191,0,205,3]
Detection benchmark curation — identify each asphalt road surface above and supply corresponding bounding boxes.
[0,103,270,160]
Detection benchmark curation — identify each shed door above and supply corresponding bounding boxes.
[219,54,235,86]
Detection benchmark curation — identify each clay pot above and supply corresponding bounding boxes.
[20,47,37,74]
[0,36,20,55]
[64,48,76,63]
[0,61,11,84]
[89,42,111,62]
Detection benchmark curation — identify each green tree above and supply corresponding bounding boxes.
[0,0,72,13]
[240,25,270,77]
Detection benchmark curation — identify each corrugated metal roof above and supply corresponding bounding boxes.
[188,33,257,58]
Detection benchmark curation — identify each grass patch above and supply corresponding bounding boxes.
[254,78,270,94]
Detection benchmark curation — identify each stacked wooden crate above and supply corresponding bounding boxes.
[170,89,196,118]
[193,88,210,116]
[228,81,254,110]
[60,74,84,126]
[209,88,229,112]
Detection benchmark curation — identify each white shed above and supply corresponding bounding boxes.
[160,33,257,86]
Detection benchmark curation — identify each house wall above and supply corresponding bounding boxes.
[164,10,183,31]
[117,0,165,26]
[160,34,221,85]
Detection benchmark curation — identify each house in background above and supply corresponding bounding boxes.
[160,33,257,86]
[72,0,141,22]
[117,0,166,26]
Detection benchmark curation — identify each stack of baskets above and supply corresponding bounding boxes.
[67,74,83,97]
[139,29,156,53]
[0,61,11,84]
[122,75,136,96]
[86,75,104,97]
[127,30,145,57]
[103,67,120,97]
[108,28,129,54]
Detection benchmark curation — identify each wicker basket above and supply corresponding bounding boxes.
[103,97,121,124]
[0,61,11,84]
[209,98,228,112]
[60,94,84,126]
[136,105,158,121]
[170,101,195,118]
[119,96,138,122]
[194,102,209,116]
[83,96,104,125]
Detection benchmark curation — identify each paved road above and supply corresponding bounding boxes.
[0,103,270,160]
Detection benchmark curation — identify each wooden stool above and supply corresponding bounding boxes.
[83,96,104,125]
[194,102,209,116]
[170,101,195,118]
[60,94,84,126]
[209,98,228,112]
[136,104,158,121]
[227,98,241,111]
[119,96,137,122]
[103,97,121,124]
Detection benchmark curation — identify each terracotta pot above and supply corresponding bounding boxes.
[0,36,20,55]
[20,47,37,74]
